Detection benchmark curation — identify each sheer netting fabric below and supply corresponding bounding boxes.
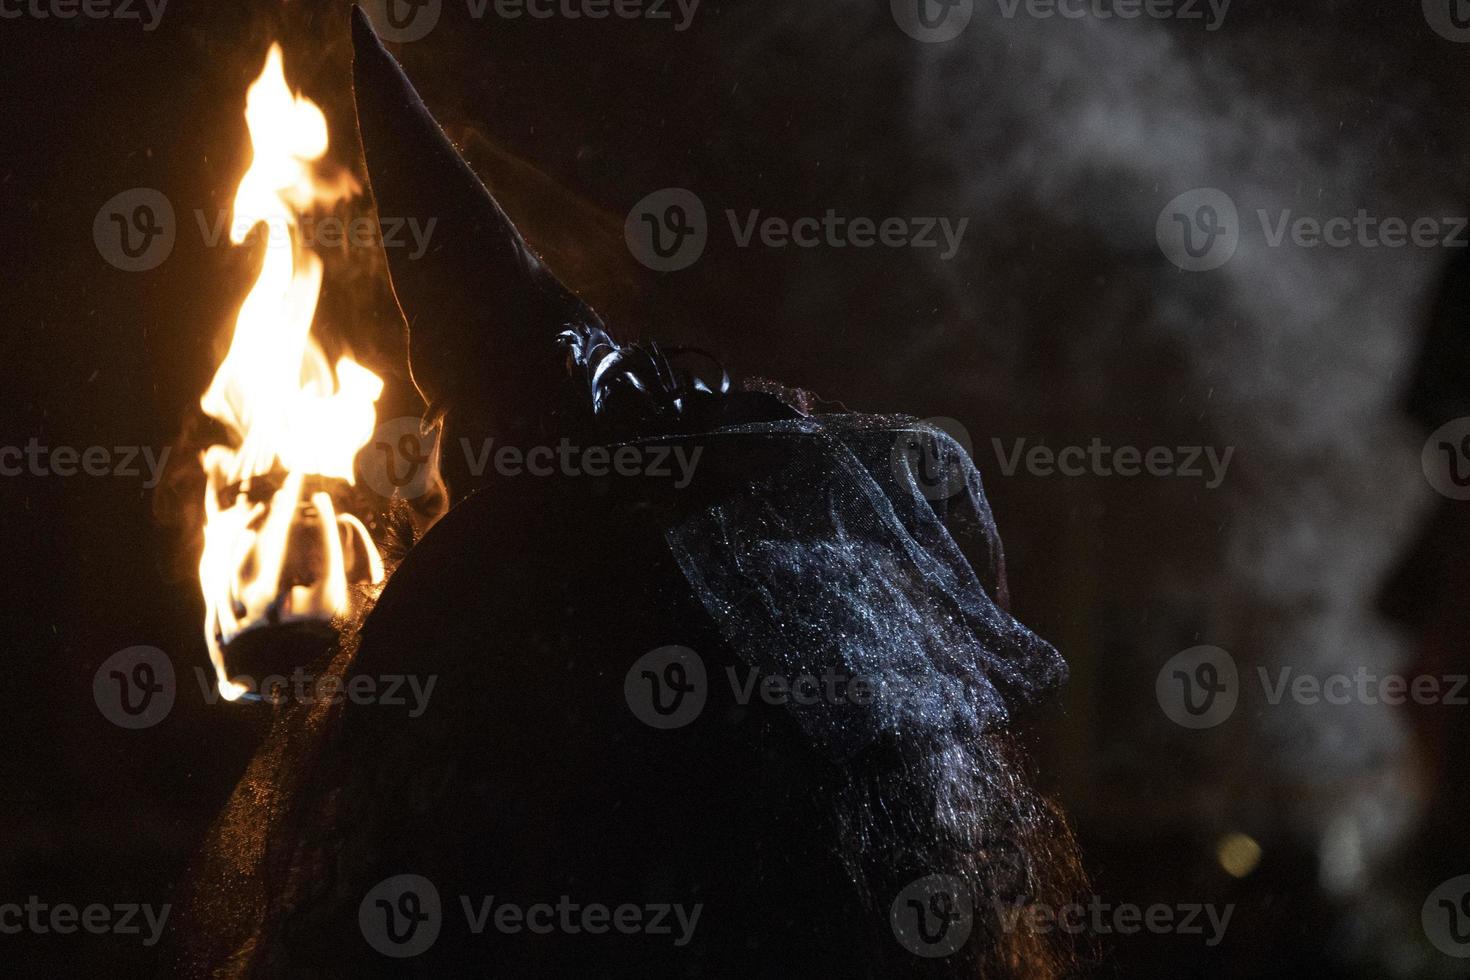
[660,413,1068,761]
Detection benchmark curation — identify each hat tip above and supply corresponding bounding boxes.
[350,5,377,50]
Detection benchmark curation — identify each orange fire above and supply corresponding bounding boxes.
[198,45,384,700]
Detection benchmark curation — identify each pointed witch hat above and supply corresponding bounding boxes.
[350,5,604,427]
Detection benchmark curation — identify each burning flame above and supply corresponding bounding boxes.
[199,45,384,700]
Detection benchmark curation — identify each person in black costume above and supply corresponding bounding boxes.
[172,10,1088,977]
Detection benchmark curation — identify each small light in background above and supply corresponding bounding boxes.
[1217,831,1263,878]
[1319,815,1368,896]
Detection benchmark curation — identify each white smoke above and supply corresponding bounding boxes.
[719,1,1448,887]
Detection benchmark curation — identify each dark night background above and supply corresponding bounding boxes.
[4,0,1470,975]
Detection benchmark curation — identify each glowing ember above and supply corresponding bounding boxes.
[198,44,384,700]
